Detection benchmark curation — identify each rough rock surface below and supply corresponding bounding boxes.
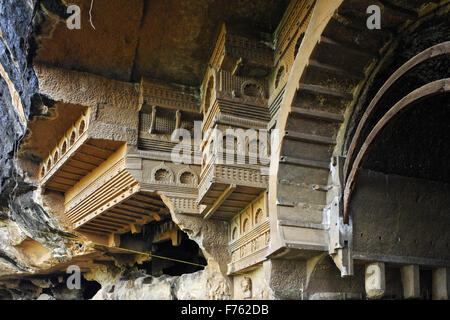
[91,269,209,300]
[162,195,232,299]
[0,2,231,294]
[2,0,262,300]
[0,1,99,298]
[0,0,68,278]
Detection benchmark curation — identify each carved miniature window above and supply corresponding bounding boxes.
[53,151,59,164]
[232,227,238,241]
[69,130,76,146]
[274,66,285,89]
[61,141,67,154]
[46,158,52,171]
[180,171,195,184]
[204,76,214,115]
[155,168,171,182]
[40,166,45,178]
[78,120,86,135]
[294,33,305,58]
[255,209,263,225]
[242,218,250,233]
[242,82,262,98]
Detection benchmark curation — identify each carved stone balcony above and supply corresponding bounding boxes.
[60,145,206,238]
[39,109,123,193]
[202,83,271,132]
[196,24,273,221]
[198,141,269,220]
[201,24,273,133]
[209,24,274,80]
[62,144,168,237]
[228,192,270,274]
[125,151,203,216]
[38,110,174,239]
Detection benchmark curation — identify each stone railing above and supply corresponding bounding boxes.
[227,192,269,273]
[39,110,90,182]
[198,151,269,205]
[64,157,126,213]
[228,219,270,274]
[229,219,270,262]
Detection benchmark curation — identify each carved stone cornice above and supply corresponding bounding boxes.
[163,195,203,215]
[202,92,271,131]
[138,77,200,113]
[209,113,270,130]
[208,24,274,76]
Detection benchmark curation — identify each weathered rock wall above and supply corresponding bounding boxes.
[90,269,209,300]
[0,0,38,205]
[0,2,102,299]
[0,0,75,298]
[162,194,233,299]
[351,169,450,261]
[0,2,230,300]
[0,0,66,275]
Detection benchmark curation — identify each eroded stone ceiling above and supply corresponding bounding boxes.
[36,0,289,86]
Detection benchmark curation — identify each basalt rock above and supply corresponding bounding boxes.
[91,269,209,300]
[0,0,75,291]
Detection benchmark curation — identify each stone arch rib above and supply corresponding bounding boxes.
[343,78,450,222]
[343,41,450,182]
[268,0,434,258]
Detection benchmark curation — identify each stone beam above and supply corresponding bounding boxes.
[203,184,236,220]
[139,77,200,113]
[34,64,139,110]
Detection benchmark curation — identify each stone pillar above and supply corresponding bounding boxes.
[365,262,385,299]
[432,268,448,300]
[400,265,420,299]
